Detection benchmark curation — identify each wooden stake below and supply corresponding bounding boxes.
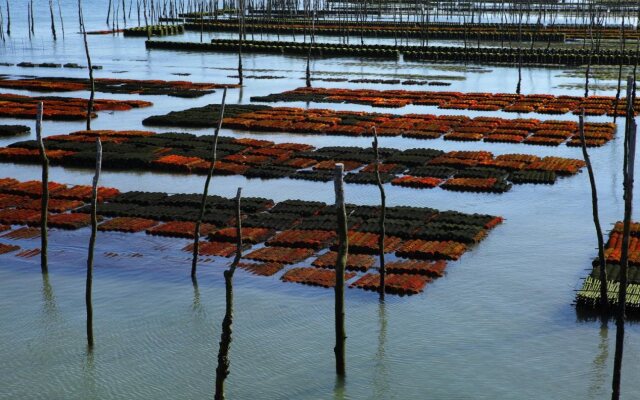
[200,2,204,42]
[27,3,31,40]
[612,76,637,400]
[143,0,149,32]
[36,102,49,274]
[0,6,4,42]
[30,0,34,36]
[334,163,347,377]
[79,1,95,131]
[237,0,244,85]
[5,0,10,37]
[578,110,608,312]
[123,0,127,26]
[516,4,523,94]
[613,19,626,124]
[584,10,594,98]
[372,128,386,300]
[191,88,227,279]
[56,0,65,39]
[49,0,57,41]
[214,187,243,400]
[305,11,315,88]
[86,138,102,350]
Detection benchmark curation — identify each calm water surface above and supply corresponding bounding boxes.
[2,2,640,399]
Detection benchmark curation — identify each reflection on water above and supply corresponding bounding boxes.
[334,375,347,400]
[192,277,203,315]
[373,301,390,399]
[40,273,58,319]
[588,319,610,399]
[237,85,244,104]
[83,347,97,399]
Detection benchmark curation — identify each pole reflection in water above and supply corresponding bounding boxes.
[588,319,610,399]
[333,376,347,400]
[40,272,58,319]
[192,276,203,315]
[373,301,390,399]
[237,86,244,104]
[83,345,97,399]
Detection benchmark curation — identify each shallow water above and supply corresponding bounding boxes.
[2,2,640,399]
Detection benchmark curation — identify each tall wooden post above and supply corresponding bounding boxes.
[5,0,10,37]
[49,0,57,40]
[27,2,32,40]
[237,0,244,85]
[29,0,34,36]
[578,111,608,311]
[35,102,49,274]
[56,0,65,38]
[86,138,102,349]
[612,16,625,123]
[612,76,637,400]
[305,11,315,88]
[122,0,127,26]
[192,88,228,280]
[584,12,594,98]
[372,128,386,299]
[79,1,95,131]
[515,4,523,94]
[215,187,243,400]
[334,163,347,377]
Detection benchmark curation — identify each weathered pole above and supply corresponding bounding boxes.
[584,8,594,98]
[237,0,244,85]
[5,0,10,37]
[515,4,523,94]
[305,11,315,88]
[613,19,626,123]
[86,138,102,350]
[36,102,49,274]
[107,0,113,25]
[634,3,640,80]
[122,0,127,26]
[191,88,228,280]
[214,187,243,400]
[611,76,637,400]
[29,0,34,36]
[56,0,65,38]
[0,6,4,42]
[372,128,386,300]
[334,163,347,377]
[143,0,149,33]
[79,1,95,131]
[27,3,31,40]
[578,110,608,312]
[114,0,119,31]
[199,2,204,42]
[49,0,57,41]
